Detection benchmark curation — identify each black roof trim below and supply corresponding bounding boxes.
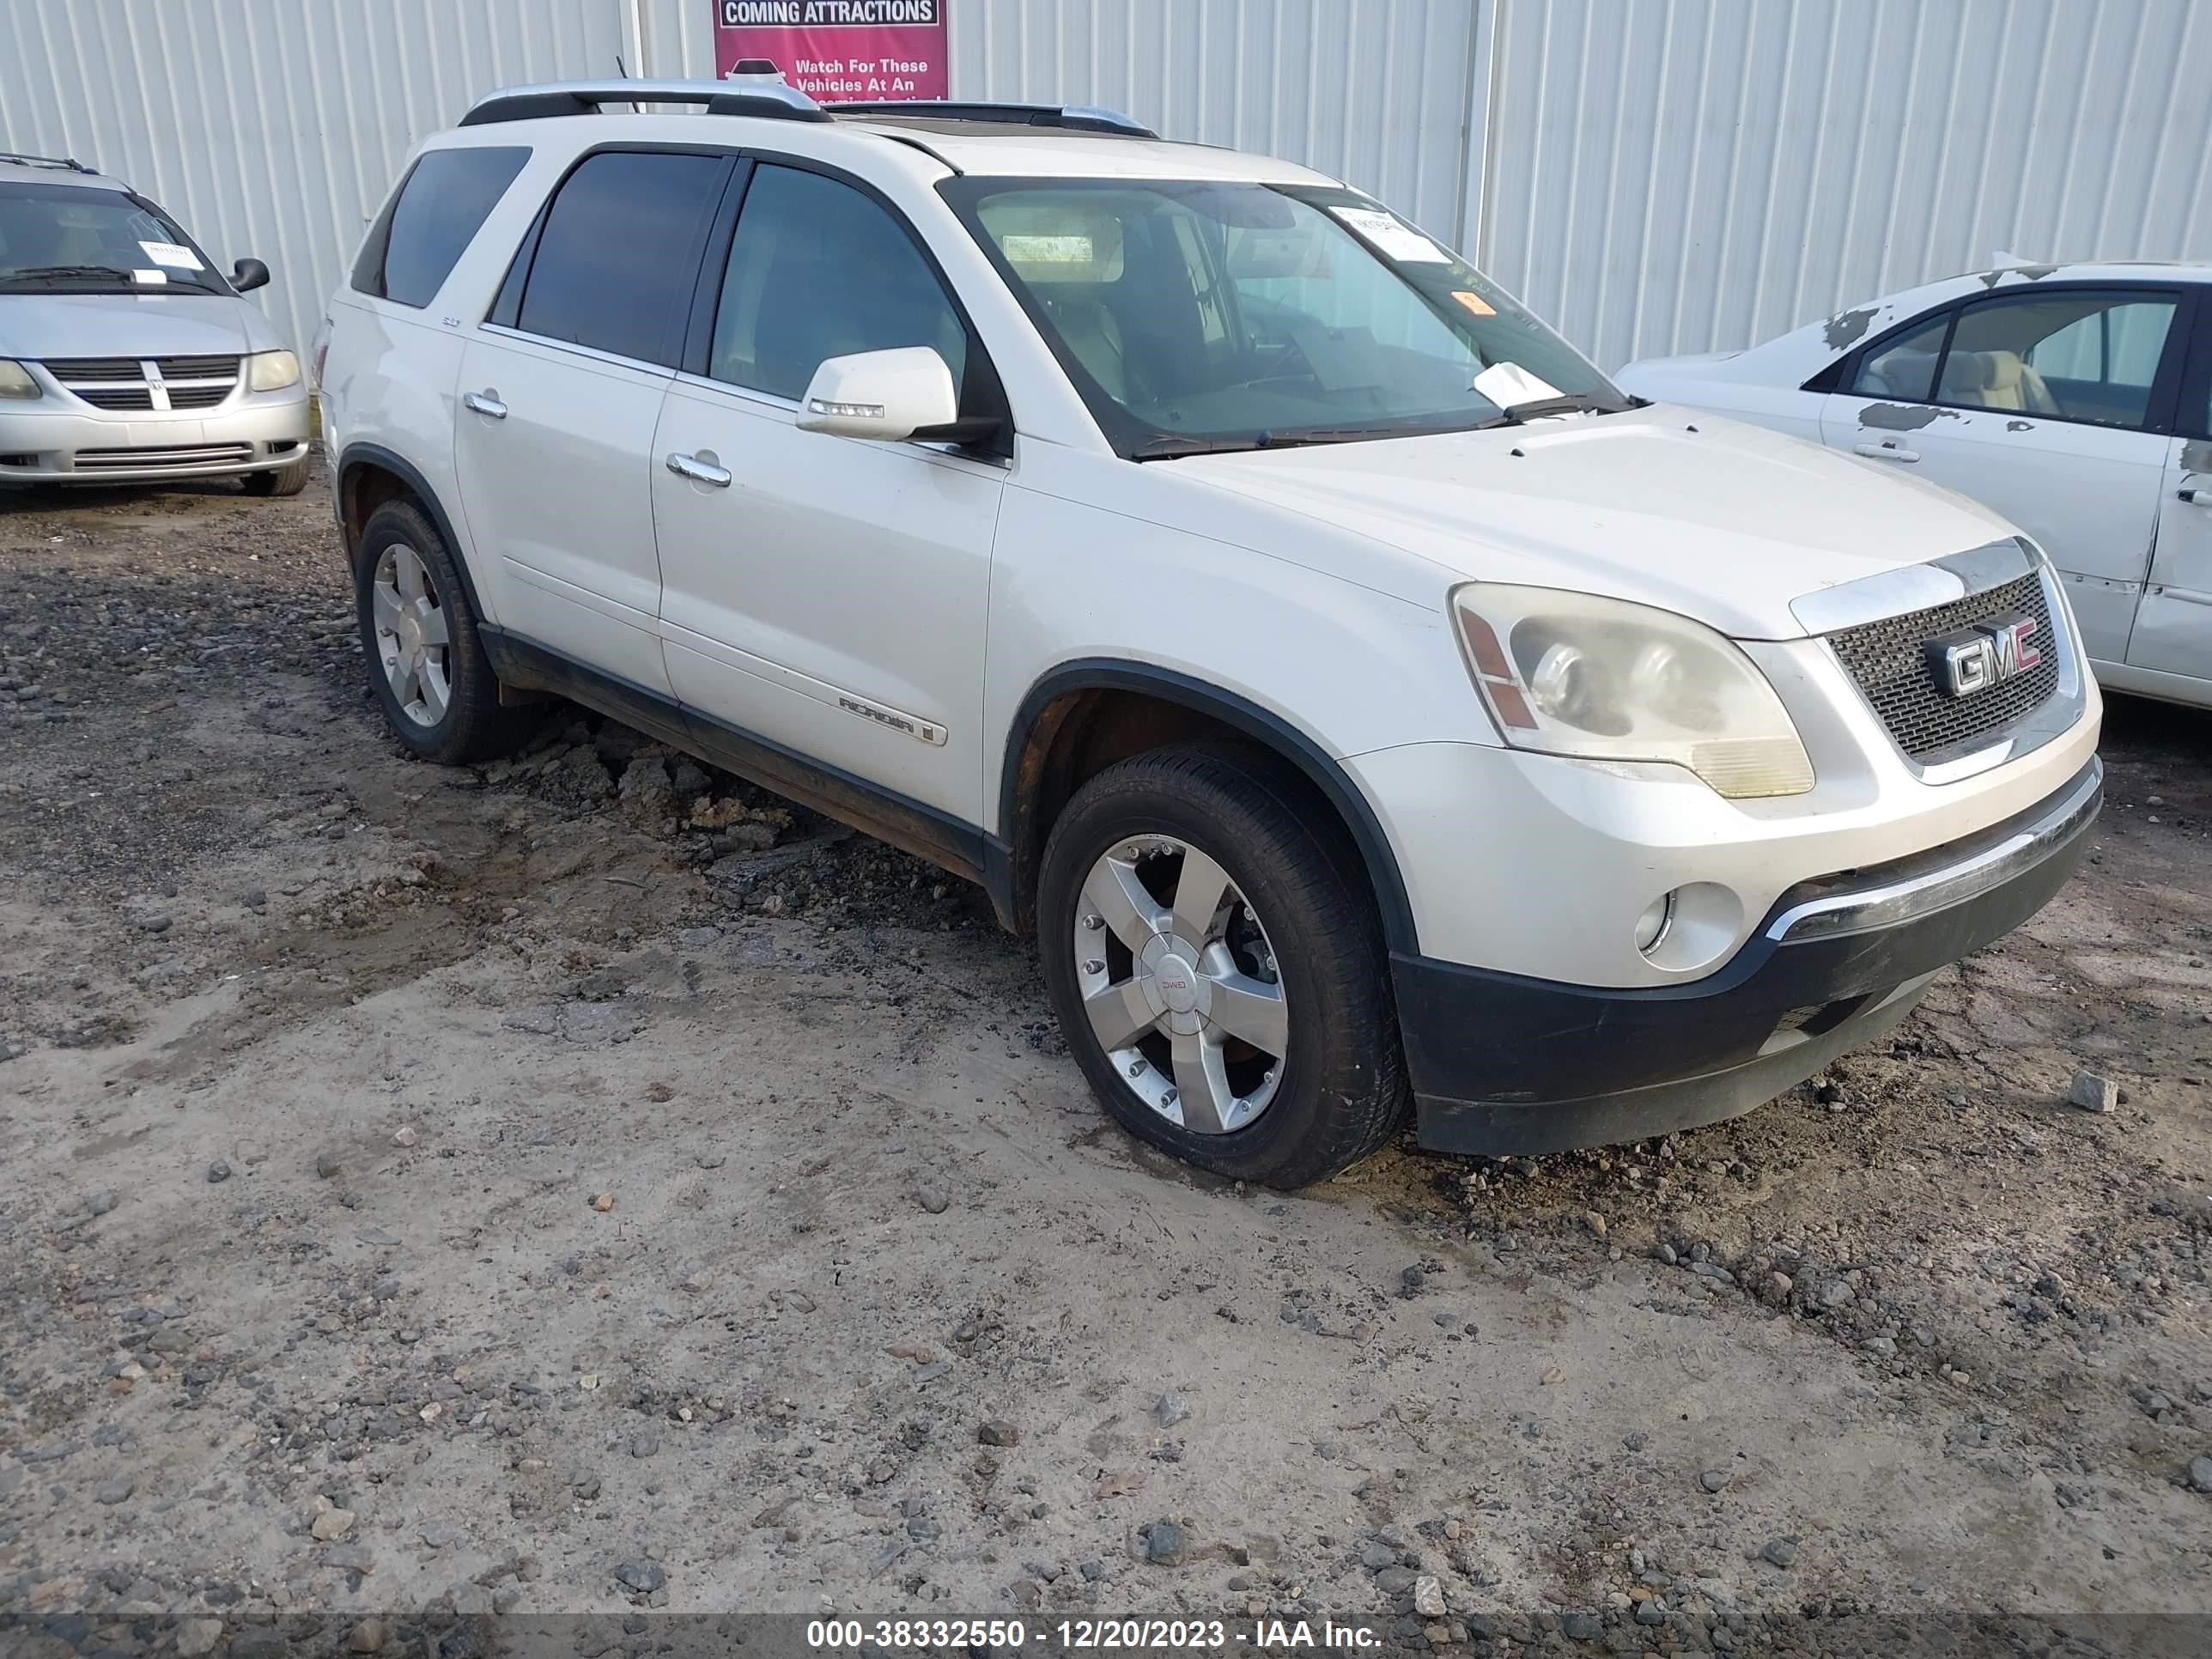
[830,101,1157,138]
[0,150,96,173]
[459,79,831,128]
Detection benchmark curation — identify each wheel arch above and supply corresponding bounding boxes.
[990,659,1419,955]
[334,443,492,625]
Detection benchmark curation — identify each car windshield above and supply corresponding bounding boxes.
[943,177,1628,457]
[0,182,222,293]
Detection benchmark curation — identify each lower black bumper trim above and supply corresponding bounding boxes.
[1397,757,2100,1155]
[1415,975,1933,1156]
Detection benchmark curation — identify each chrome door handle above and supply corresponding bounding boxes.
[2179,486,2209,506]
[1855,441,1918,463]
[463,390,507,419]
[665,451,732,488]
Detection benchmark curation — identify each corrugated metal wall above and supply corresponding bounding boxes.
[1480,0,2212,369]
[5,0,2211,371]
[943,1,1486,247]
[0,0,623,358]
[636,0,1486,240]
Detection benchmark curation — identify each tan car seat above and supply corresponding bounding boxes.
[1939,349,2061,415]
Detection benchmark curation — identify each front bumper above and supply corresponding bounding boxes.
[1399,757,2101,1155]
[0,392,309,484]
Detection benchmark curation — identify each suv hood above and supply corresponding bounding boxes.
[0,292,277,359]
[1173,405,2015,639]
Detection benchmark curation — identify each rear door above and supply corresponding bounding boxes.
[2127,289,2212,690]
[1819,286,2185,667]
[453,147,732,697]
[649,158,1006,830]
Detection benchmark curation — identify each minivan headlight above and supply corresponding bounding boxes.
[246,349,301,392]
[0,360,40,400]
[1451,582,1814,799]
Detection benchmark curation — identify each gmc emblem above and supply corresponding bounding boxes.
[1924,614,2041,698]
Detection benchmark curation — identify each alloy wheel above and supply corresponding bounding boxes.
[370,543,453,728]
[1072,836,1289,1134]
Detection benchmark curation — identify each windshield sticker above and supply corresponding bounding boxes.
[1450,290,1498,318]
[1001,234,1096,264]
[1472,362,1562,407]
[1330,206,1453,264]
[131,268,168,285]
[139,240,204,270]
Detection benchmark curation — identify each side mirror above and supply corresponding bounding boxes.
[232,257,270,293]
[796,346,957,442]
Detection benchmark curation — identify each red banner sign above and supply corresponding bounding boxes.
[714,0,948,101]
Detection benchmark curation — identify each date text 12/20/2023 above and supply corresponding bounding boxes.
[805,1619,1386,1650]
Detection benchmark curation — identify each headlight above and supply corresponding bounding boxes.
[1451,583,1814,798]
[0,359,40,400]
[247,349,301,392]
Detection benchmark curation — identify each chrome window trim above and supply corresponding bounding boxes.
[477,321,676,379]
[670,368,801,417]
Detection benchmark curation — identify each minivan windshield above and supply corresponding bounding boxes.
[0,183,223,294]
[942,178,1629,457]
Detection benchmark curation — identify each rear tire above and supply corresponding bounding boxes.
[242,455,311,497]
[354,499,534,763]
[1038,743,1407,1188]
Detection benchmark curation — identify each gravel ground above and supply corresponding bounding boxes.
[2,462,2209,1658]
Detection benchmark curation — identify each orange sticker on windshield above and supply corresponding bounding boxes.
[1450,290,1497,317]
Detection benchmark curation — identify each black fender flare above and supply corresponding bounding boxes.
[990,659,1419,955]
[333,442,491,624]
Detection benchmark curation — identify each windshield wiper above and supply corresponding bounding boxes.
[1129,434,1273,461]
[1131,424,1466,461]
[1,264,216,292]
[1,264,135,285]
[1473,392,1625,428]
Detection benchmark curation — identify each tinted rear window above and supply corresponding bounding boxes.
[354,145,530,307]
[514,150,727,367]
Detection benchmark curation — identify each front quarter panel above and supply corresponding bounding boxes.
[985,441,1493,831]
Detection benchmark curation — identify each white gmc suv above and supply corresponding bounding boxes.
[316,79,2102,1188]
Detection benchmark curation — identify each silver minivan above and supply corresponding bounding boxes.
[0,151,310,493]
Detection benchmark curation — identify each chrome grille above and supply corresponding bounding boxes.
[40,354,240,413]
[152,355,240,379]
[70,385,156,410]
[42,355,154,410]
[40,356,138,379]
[1826,570,2061,763]
[165,384,235,410]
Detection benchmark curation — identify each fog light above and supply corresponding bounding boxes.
[1635,891,1676,954]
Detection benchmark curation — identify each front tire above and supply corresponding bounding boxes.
[354,499,533,763]
[1038,744,1407,1188]
[241,455,311,497]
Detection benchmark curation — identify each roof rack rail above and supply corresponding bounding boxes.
[0,150,96,173]
[458,78,828,128]
[830,101,1158,138]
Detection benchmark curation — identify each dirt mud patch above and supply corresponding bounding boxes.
[2,466,2209,1654]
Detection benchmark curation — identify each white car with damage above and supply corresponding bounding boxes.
[316,81,2103,1187]
[1620,260,2212,710]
